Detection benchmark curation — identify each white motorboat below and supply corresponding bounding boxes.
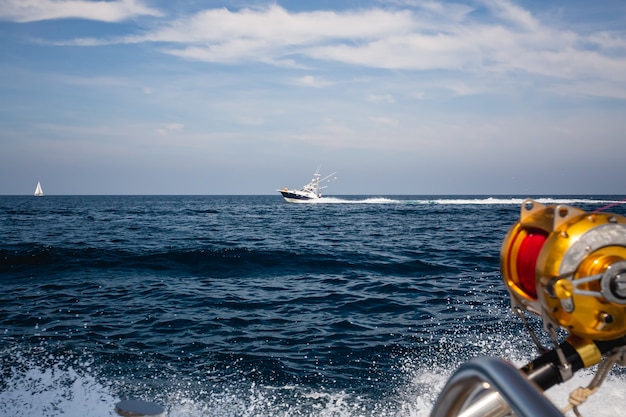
[277,168,336,203]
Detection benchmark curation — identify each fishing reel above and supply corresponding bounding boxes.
[501,199,626,343]
[500,198,626,398]
[500,200,626,412]
[430,200,626,417]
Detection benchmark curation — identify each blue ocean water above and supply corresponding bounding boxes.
[1,195,625,417]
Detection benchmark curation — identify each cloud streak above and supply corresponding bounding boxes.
[0,0,162,23]
[35,1,626,99]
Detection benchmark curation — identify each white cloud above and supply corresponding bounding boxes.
[146,5,414,44]
[481,0,540,31]
[295,75,331,88]
[128,2,624,93]
[139,5,416,66]
[156,123,184,136]
[10,1,626,99]
[367,94,395,104]
[0,0,162,23]
[384,0,474,22]
[446,82,481,96]
[588,32,626,51]
[370,116,399,127]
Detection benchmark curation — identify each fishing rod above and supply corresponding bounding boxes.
[432,199,626,417]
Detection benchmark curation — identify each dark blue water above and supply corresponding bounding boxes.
[1,195,625,416]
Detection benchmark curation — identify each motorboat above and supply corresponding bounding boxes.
[277,168,336,202]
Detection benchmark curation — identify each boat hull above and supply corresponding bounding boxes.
[279,191,318,203]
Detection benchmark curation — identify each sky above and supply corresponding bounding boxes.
[1,0,625,195]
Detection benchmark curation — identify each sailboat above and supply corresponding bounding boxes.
[34,181,44,197]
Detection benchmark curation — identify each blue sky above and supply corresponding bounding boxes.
[1,0,625,195]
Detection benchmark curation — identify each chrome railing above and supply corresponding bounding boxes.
[430,357,564,417]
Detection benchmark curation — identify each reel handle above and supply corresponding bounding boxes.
[522,336,626,390]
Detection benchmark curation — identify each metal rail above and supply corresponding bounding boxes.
[430,357,564,417]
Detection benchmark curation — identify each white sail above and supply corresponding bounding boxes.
[34,181,44,196]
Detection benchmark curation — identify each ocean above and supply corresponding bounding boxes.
[1,195,625,417]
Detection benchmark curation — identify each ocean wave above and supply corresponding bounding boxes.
[3,339,625,417]
[306,196,626,207]
[0,244,455,280]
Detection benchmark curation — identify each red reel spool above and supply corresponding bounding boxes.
[515,229,548,299]
[502,224,548,307]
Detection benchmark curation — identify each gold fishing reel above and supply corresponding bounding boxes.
[501,199,626,342]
